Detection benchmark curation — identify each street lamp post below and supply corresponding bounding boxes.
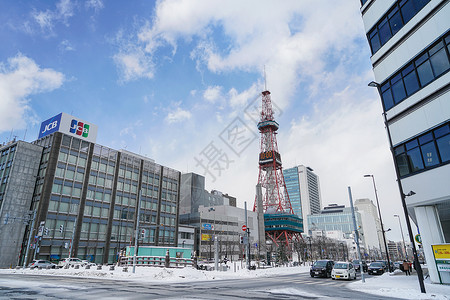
[368,81,426,293]
[394,214,408,260]
[364,174,391,272]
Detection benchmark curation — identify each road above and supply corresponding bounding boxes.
[0,272,401,299]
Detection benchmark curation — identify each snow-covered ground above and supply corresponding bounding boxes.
[1,265,449,299]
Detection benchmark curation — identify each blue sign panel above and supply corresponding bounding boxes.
[38,113,62,139]
[202,223,212,230]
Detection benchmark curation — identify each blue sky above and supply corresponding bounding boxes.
[0,0,414,241]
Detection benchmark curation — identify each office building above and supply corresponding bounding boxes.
[360,0,449,283]
[283,165,322,235]
[354,198,384,256]
[0,113,181,267]
[179,172,255,261]
[0,140,43,268]
[307,204,366,246]
[179,173,236,215]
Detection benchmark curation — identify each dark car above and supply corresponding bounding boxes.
[353,259,368,272]
[310,260,334,278]
[375,260,394,272]
[368,262,385,275]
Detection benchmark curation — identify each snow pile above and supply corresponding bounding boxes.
[349,271,450,300]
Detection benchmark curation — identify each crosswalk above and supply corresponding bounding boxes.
[270,274,358,286]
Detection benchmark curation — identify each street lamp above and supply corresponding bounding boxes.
[364,174,391,273]
[394,214,408,260]
[307,236,313,263]
[368,81,426,293]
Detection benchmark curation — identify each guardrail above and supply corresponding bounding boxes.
[119,256,193,268]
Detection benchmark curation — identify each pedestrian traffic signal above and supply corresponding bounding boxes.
[240,236,244,244]
[141,229,146,238]
[59,225,64,233]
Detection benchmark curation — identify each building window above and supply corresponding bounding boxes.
[395,122,450,177]
[367,0,430,55]
[381,31,450,111]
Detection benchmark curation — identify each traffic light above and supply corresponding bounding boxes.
[44,227,49,236]
[141,229,146,238]
[59,225,64,233]
[240,236,244,244]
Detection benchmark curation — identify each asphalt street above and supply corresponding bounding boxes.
[0,271,402,299]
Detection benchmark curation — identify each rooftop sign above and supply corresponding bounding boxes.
[38,112,98,143]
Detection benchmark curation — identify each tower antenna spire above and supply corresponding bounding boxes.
[264,65,267,91]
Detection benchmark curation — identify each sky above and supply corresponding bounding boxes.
[0,0,416,242]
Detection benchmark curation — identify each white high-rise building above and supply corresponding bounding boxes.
[360,0,450,284]
[354,198,384,255]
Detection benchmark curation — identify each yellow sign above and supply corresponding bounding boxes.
[201,234,211,241]
[432,244,450,260]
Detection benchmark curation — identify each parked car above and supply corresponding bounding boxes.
[81,260,96,267]
[28,260,57,269]
[58,257,84,268]
[368,262,385,275]
[352,259,368,272]
[331,262,357,280]
[310,260,334,278]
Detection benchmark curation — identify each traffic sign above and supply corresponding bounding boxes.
[415,234,422,244]
[242,225,247,231]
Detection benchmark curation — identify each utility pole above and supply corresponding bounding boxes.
[68,218,77,259]
[23,210,36,269]
[348,187,364,283]
[133,190,142,274]
[245,201,250,269]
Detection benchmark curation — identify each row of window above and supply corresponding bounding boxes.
[381,32,450,111]
[395,122,450,177]
[368,0,430,54]
[0,145,15,156]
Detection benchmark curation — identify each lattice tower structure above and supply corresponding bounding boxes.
[254,90,302,248]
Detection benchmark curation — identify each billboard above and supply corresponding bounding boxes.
[38,112,98,143]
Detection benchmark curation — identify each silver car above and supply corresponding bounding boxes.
[29,260,57,269]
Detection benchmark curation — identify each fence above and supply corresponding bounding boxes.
[119,256,193,268]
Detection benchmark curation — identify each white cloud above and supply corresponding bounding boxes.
[29,0,75,34]
[0,54,65,132]
[113,50,155,82]
[59,39,75,51]
[165,107,192,124]
[85,0,104,12]
[203,85,222,103]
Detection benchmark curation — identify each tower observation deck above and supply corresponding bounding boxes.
[254,90,302,250]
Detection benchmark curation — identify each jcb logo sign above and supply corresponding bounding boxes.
[42,120,58,135]
[70,119,89,137]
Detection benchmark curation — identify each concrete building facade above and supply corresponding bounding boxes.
[354,198,384,256]
[0,141,43,268]
[360,0,450,283]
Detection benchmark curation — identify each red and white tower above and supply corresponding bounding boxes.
[254,90,302,248]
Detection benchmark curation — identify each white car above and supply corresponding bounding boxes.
[331,262,357,280]
[58,257,84,268]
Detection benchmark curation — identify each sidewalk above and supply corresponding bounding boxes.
[349,269,450,300]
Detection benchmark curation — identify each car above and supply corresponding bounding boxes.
[368,262,385,275]
[58,257,84,268]
[352,259,368,272]
[375,260,394,272]
[331,262,357,280]
[28,260,57,269]
[310,260,334,278]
